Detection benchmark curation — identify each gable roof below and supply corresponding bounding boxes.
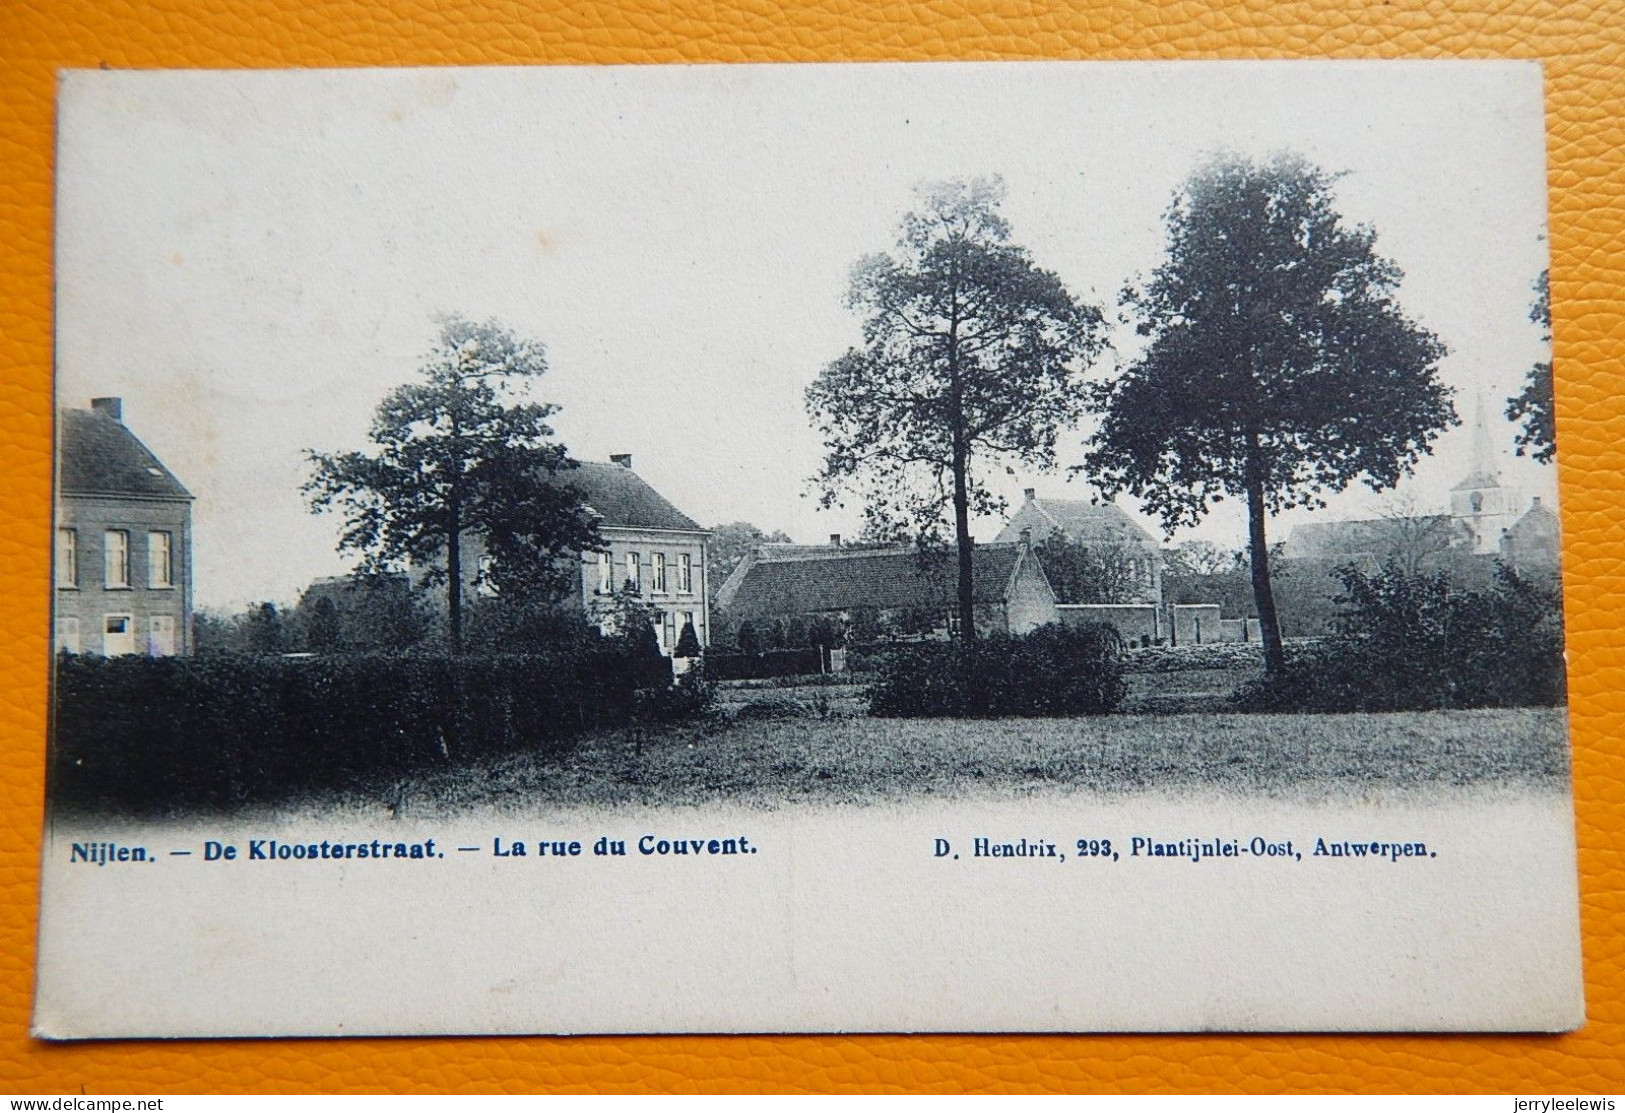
[58,408,192,501]
[717,543,1042,617]
[997,497,1157,548]
[556,461,703,533]
[1504,498,1559,540]
[1282,515,1460,560]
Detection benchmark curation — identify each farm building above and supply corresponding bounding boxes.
[996,488,1163,606]
[715,534,1057,642]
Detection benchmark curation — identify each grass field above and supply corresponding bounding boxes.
[373,703,1571,816]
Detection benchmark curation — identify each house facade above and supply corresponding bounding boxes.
[567,457,711,655]
[55,398,194,656]
[443,455,712,655]
[995,488,1164,605]
[715,535,1057,642]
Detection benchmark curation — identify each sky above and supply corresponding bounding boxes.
[54,61,1555,611]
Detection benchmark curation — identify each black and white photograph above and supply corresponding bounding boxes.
[35,60,1581,1037]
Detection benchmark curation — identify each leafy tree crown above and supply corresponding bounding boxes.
[304,315,602,603]
[1507,269,1555,464]
[807,176,1107,540]
[1086,152,1454,531]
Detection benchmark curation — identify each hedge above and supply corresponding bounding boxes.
[51,650,673,815]
[867,623,1126,718]
[1123,642,1273,674]
[704,646,828,681]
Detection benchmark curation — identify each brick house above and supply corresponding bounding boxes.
[445,455,712,655]
[55,398,193,656]
[996,488,1164,606]
[714,535,1057,642]
[568,456,711,654]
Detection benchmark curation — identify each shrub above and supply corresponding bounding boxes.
[730,693,808,722]
[1123,642,1269,674]
[867,622,1125,718]
[635,667,717,724]
[673,621,702,659]
[51,647,680,815]
[1233,562,1567,712]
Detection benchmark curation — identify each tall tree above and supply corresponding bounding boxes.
[807,177,1106,639]
[1085,153,1453,675]
[1507,269,1555,463]
[305,316,601,652]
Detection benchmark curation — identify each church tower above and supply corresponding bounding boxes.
[1449,393,1518,554]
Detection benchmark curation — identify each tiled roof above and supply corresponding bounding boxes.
[58,408,191,501]
[556,461,703,533]
[718,543,1030,616]
[997,498,1157,547]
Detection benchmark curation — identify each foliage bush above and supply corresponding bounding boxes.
[634,667,717,724]
[867,622,1126,718]
[1124,642,1272,674]
[1233,562,1566,712]
[673,621,702,659]
[52,648,678,815]
[729,693,810,722]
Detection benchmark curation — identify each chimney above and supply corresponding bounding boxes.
[609,453,633,469]
[1531,496,1542,508]
[1023,487,1035,502]
[829,533,842,549]
[91,397,123,422]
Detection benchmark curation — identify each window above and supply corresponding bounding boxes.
[597,551,613,594]
[147,531,173,588]
[652,552,668,593]
[148,615,177,656]
[662,610,677,651]
[475,553,497,597]
[103,530,129,588]
[625,552,641,592]
[102,613,135,656]
[678,553,693,594]
[1470,492,1484,513]
[681,611,697,644]
[54,616,80,655]
[56,528,77,588]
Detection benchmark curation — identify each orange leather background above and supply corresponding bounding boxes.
[2,0,1622,1095]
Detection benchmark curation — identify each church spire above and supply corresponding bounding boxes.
[1453,391,1502,492]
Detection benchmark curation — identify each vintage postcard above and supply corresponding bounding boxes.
[35,61,1581,1037]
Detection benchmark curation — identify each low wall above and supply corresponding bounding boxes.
[1170,604,1220,646]
[1216,618,1264,643]
[1056,604,1159,647]
[1171,605,1260,645]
